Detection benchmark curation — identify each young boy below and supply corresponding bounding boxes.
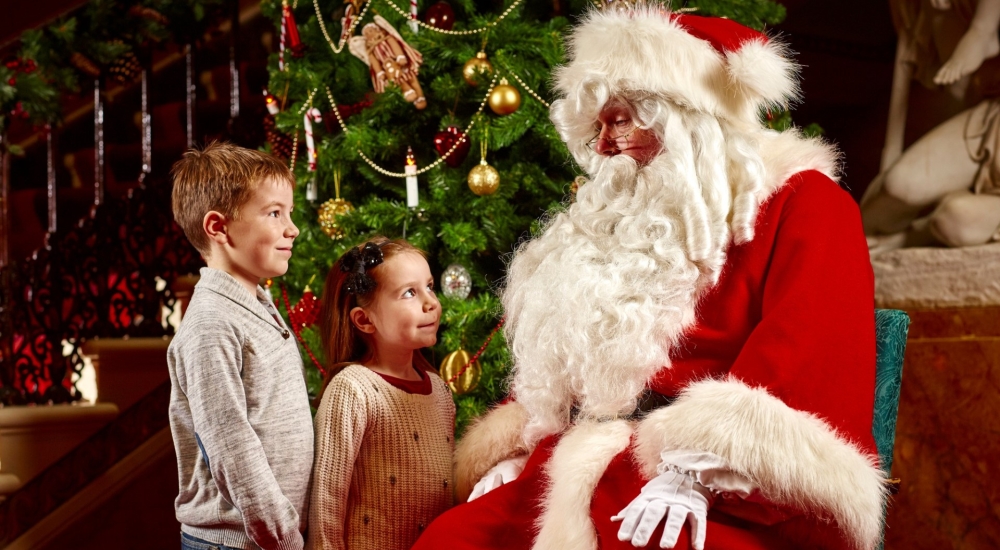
[168,142,313,550]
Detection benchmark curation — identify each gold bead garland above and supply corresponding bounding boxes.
[504,70,550,108]
[379,0,524,35]
[324,72,500,178]
[313,0,372,54]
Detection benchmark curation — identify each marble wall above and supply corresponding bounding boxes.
[884,306,1000,549]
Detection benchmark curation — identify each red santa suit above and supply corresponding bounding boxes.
[414,169,882,550]
[414,8,888,550]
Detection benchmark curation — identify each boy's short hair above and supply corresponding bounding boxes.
[171,142,296,255]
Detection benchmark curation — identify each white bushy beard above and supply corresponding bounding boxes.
[503,146,739,448]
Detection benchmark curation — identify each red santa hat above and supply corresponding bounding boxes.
[552,4,799,128]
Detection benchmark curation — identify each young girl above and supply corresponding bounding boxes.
[307,237,455,550]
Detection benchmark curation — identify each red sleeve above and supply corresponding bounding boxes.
[729,170,878,456]
[634,172,887,550]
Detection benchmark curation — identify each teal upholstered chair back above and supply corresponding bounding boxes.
[872,309,909,550]
[872,309,909,475]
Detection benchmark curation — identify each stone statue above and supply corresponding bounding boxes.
[862,0,1000,253]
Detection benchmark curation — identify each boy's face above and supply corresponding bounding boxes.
[224,177,299,290]
[367,252,441,353]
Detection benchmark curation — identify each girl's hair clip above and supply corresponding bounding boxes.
[340,242,384,295]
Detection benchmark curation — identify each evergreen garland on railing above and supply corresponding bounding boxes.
[0,0,226,140]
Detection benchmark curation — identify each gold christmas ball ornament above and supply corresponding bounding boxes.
[439,349,481,395]
[462,51,494,86]
[467,159,500,196]
[317,198,354,240]
[488,78,521,116]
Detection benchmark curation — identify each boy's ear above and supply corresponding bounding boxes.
[203,210,229,245]
[349,306,376,334]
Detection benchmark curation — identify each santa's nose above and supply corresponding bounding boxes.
[593,131,619,157]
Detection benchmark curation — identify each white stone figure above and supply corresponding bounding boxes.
[862,0,1000,253]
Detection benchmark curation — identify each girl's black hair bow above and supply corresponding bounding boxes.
[340,242,384,295]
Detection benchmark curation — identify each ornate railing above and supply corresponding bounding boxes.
[0,0,257,404]
[0,176,202,405]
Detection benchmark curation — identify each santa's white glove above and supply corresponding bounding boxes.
[611,470,713,549]
[468,455,528,502]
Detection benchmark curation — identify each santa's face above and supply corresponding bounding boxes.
[591,100,662,166]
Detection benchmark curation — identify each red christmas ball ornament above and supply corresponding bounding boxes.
[423,1,455,31]
[434,126,470,167]
[7,77,15,86]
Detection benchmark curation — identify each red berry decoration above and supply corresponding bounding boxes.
[23,59,36,73]
[4,59,19,70]
[434,126,471,167]
[7,77,15,86]
[423,1,455,31]
[289,286,320,330]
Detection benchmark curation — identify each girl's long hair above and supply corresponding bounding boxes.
[316,236,428,402]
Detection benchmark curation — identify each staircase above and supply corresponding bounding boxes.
[0,1,278,546]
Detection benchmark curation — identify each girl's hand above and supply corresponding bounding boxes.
[468,455,529,501]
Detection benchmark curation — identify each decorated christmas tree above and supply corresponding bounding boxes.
[264,0,787,432]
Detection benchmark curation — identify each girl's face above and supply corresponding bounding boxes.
[366,252,441,354]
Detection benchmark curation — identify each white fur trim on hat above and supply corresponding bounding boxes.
[634,377,888,550]
[552,4,799,127]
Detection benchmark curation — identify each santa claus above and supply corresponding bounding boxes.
[413,4,888,550]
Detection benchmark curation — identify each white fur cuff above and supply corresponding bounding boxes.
[634,378,888,550]
[454,401,531,502]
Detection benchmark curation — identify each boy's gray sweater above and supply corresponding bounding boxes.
[168,268,314,550]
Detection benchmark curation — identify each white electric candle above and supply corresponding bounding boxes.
[405,147,418,207]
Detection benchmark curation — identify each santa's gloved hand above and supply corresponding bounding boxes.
[611,469,714,549]
[468,455,528,502]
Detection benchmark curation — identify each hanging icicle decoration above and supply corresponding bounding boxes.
[229,0,241,119]
[94,77,105,206]
[46,125,56,234]
[185,44,196,149]
[139,67,152,182]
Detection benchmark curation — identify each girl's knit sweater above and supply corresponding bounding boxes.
[306,365,455,550]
